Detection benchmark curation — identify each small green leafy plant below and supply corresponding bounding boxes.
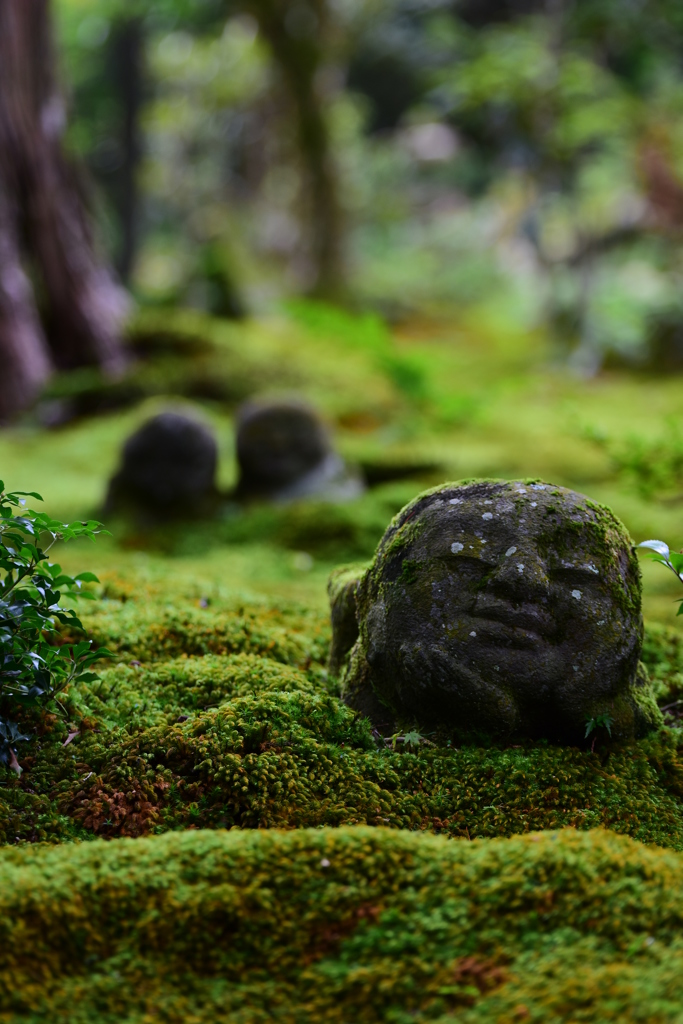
[385,730,435,751]
[0,482,111,773]
[584,712,613,753]
[585,713,613,739]
[638,539,683,615]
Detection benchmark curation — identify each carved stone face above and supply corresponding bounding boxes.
[349,480,648,741]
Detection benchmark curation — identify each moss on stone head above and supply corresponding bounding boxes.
[343,479,650,744]
[327,563,368,678]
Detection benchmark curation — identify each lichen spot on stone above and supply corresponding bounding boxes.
[451,542,464,553]
[482,512,493,520]
[470,630,477,637]
[449,498,463,505]
[531,502,538,508]
[505,546,517,557]
[572,589,582,600]
[517,564,525,573]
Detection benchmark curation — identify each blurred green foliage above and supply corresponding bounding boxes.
[588,419,683,502]
[50,0,683,365]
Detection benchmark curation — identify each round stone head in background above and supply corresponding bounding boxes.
[235,398,363,502]
[340,479,661,744]
[106,410,218,516]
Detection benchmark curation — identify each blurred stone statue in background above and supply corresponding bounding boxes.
[235,398,363,503]
[106,410,219,519]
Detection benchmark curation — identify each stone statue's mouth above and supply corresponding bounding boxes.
[471,602,555,643]
[470,619,547,649]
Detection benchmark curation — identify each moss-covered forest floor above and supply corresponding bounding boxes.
[3,302,683,617]
[4,304,683,1021]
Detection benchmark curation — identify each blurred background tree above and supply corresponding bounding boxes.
[242,0,346,299]
[2,0,683,417]
[0,0,128,421]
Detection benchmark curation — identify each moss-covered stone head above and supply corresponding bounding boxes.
[342,480,658,743]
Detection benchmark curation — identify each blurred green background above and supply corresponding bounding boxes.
[5,0,683,622]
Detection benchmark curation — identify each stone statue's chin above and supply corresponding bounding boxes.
[388,643,522,733]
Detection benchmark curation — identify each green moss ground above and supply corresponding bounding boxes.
[5,305,683,1018]
[2,563,683,852]
[6,826,683,1022]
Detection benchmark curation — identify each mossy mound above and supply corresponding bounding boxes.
[3,562,683,849]
[85,578,330,665]
[2,560,683,850]
[4,826,683,1021]
[53,711,683,846]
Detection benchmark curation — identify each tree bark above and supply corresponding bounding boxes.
[247,0,346,300]
[0,0,127,417]
[109,18,144,283]
[0,173,53,421]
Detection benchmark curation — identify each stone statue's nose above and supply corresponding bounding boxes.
[489,547,550,600]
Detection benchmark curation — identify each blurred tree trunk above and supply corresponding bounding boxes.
[246,0,345,300]
[0,0,127,419]
[0,175,53,421]
[109,17,144,283]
